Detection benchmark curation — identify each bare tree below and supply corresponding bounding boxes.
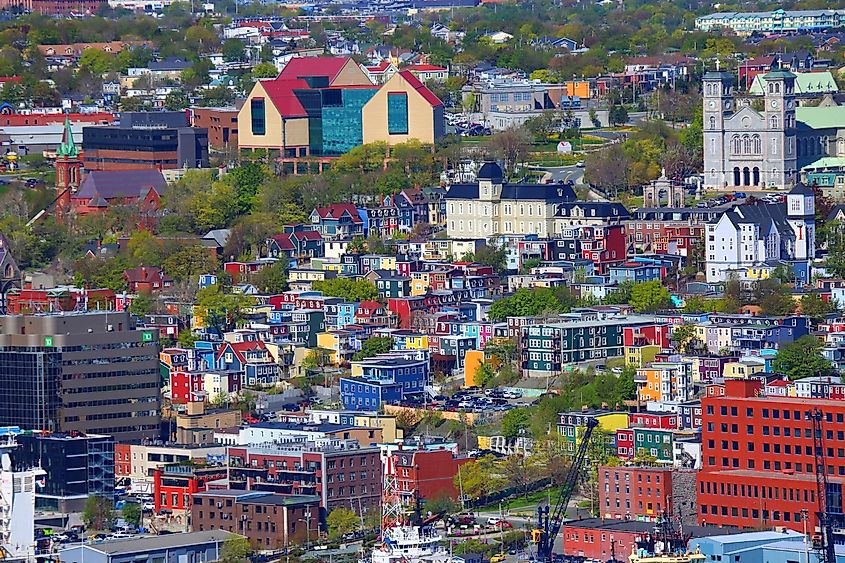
[488,127,531,177]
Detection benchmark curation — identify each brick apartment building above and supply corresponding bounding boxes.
[227,441,381,517]
[153,463,227,513]
[598,465,697,525]
[697,379,845,533]
[389,447,470,507]
[192,490,320,549]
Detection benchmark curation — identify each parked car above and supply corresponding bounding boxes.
[486,516,502,526]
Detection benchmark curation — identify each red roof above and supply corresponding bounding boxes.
[124,266,173,284]
[314,203,362,223]
[404,64,447,72]
[767,380,790,387]
[278,56,352,84]
[397,70,443,107]
[292,230,322,241]
[218,340,269,363]
[270,234,295,250]
[260,78,309,118]
[366,61,393,73]
[0,76,21,83]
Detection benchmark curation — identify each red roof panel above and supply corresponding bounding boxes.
[397,70,443,107]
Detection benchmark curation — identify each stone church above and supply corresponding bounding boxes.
[704,64,845,193]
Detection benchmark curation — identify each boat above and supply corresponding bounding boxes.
[366,523,456,563]
[627,513,704,563]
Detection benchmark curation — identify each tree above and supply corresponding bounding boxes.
[423,493,459,516]
[353,336,393,361]
[129,292,156,317]
[801,292,833,321]
[196,285,257,334]
[326,507,360,539]
[78,47,113,75]
[82,495,114,531]
[501,408,530,439]
[772,335,833,380]
[312,278,379,301]
[127,229,163,266]
[608,104,628,126]
[250,259,289,294]
[488,127,531,176]
[453,455,503,500]
[474,243,509,274]
[178,330,197,348]
[683,296,712,314]
[475,362,495,388]
[252,62,278,78]
[211,391,230,407]
[164,90,189,110]
[670,323,700,353]
[755,279,795,316]
[122,503,142,527]
[199,86,236,107]
[488,287,568,321]
[162,244,218,284]
[629,280,671,313]
[222,38,246,62]
[220,536,252,562]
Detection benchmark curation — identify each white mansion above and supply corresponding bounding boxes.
[444,162,629,239]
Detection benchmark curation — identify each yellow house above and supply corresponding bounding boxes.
[354,414,403,442]
[596,412,629,433]
[464,349,485,387]
[723,359,766,379]
[411,271,431,296]
[361,71,444,145]
[625,344,661,367]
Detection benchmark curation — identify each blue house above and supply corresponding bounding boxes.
[340,356,430,410]
[608,262,663,284]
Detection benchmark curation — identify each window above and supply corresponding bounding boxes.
[387,92,409,135]
[251,98,266,135]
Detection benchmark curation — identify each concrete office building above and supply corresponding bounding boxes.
[0,311,161,442]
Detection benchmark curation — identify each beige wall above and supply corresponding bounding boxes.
[238,81,310,150]
[330,60,373,86]
[362,73,437,145]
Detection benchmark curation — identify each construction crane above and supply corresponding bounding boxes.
[533,416,599,562]
[25,186,71,228]
[809,409,837,563]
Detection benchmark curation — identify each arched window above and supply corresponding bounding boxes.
[753,135,761,154]
[706,83,712,96]
[753,167,760,186]
[768,83,774,94]
[838,138,845,156]
[733,167,741,186]
[743,167,751,186]
[770,115,779,129]
[709,116,716,129]
[774,83,781,94]
[743,135,751,154]
[732,135,742,154]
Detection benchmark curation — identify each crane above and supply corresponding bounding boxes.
[533,416,599,562]
[808,408,837,563]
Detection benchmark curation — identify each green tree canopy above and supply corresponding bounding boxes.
[82,496,114,531]
[196,285,256,334]
[312,278,379,301]
[326,507,360,539]
[501,408,530,439]
[772,335,833,380]
[629,280,671,313]
[352,336,394,361]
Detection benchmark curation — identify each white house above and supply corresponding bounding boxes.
[704,183,815,282]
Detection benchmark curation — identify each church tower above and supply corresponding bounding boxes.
[702,63,734,190]
[761,66,798,189]
[54,117,82,215]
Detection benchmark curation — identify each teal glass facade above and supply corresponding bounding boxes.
[321,88,377,155]
[387,93,409,135]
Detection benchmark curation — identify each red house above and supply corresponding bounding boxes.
[124,266,174,292]
[597,465,674,521]
[170,370,205,404]
[580,224,627,274]
[628,411,678,430]
[388,447,470,506]
[355,300,391,327]
[153,463,227,513]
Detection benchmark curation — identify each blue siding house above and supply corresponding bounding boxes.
[340,356,429,409]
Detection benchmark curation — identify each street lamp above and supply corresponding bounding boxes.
[298,508,313,549]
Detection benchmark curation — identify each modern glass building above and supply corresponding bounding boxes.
[0,311,161,443]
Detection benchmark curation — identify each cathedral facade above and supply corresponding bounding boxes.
[703,67,799,191]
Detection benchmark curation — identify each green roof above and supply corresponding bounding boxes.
[801,156,845,171]
[55,116,78,158]
[796,105,845,130]
[749,71,837,95]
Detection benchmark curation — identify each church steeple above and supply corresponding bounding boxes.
[54,115,82,216]
[56,116,79,159]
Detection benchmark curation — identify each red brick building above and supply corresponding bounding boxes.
[192,490,320,550]
[0,0,104,15]
[562,518,734,559]
[124,266,174,293]
[190,107,239,150]
[227,443,382,516]
[598,465,673,521]
[628,411,678,430]
[6,287,115,314]
[697,379,845,532]
[388,447,470,507]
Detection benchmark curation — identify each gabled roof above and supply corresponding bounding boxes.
[365,61,394,73]
[313,203,363,223]
[269,234,295,250]
[218,340,269,363]
[259,78,309,118]
[124,266,173,284]
[75,170,167,201]
[404,63,447,72]
[396,70,443,107]
[278,56,352,84]
[291,230,322,241]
